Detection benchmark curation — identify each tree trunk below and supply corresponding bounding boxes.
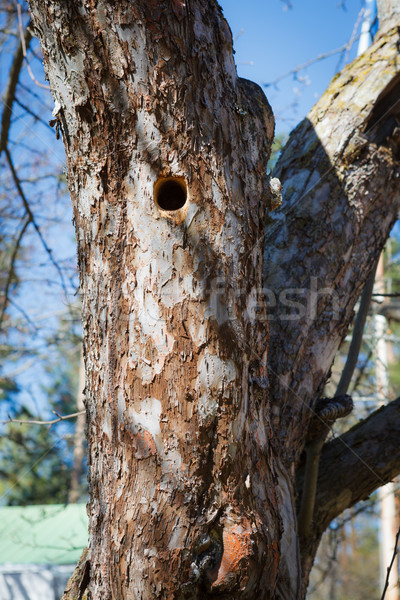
[26,1,400,599]
[266,21,400,594]
[27,2,282,598]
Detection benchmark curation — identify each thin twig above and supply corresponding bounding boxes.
[15,80,51,109]
[16,5,50,90]
[334,8,364,73]
[1,410,86,429]
[5,147,71,303]
[343,7,365,65]
[14,97,53,129]
[350,349,373,394]
[0,432,70,504]
[2,357,36,378]
[380,527,400,600]
[0,215,31,331]
[372,293,400,297]
[8,297,39,332]
[264,37,361,89]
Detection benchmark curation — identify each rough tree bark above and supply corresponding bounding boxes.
[26,1,400,599]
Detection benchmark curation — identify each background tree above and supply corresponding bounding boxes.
[308,507,381,600]
[0,0,88,508]
[0,310,87,505]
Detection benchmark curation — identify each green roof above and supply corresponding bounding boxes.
[0,504,88,565]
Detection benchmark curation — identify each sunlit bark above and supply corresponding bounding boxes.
[27,2,400,598]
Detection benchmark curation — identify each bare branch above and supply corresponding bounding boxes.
[14,97,53,129]
[298,395,353,540]
[0,21,32,155]
[336,260,378,396]
[374,293,400,298]
[8,297,39,332]
[297,398,400,586]
[1,410,86,428]
[5,147,71,302]
[264,38,360,89]
[351,348,373,394]
[267,23,400,457]
[381,527,400,600]
[0,215,31,330]
[343,7,365,65]
[16,5,50,90]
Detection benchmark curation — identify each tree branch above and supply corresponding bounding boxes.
[266,23,400,457]
[298,395,353,539]
[5,147,71,302]
[297,397,400,589]
[308,397,400,533]
[381,527,400,600]
[0,215,31,329]
[264,38,361,89]
[14,97,53,129]
[0,21,32,155]
[1,410,86,429]
[336,260,378,396]
[16,5,50,90]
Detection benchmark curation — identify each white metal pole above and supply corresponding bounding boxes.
[375,258,398,600]
[358,0,376,54]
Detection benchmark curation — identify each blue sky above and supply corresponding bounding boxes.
[220,0,366,132]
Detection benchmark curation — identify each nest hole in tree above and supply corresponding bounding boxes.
[155,177,187,211]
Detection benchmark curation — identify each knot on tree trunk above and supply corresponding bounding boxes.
[307,394,353,443]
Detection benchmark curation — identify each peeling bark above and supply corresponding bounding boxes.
[25,2,400,599]
[266,25,400,459]
[266,24,400,591]
[27,1,279,598]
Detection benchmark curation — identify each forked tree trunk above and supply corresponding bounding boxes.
[26,1,400,599]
